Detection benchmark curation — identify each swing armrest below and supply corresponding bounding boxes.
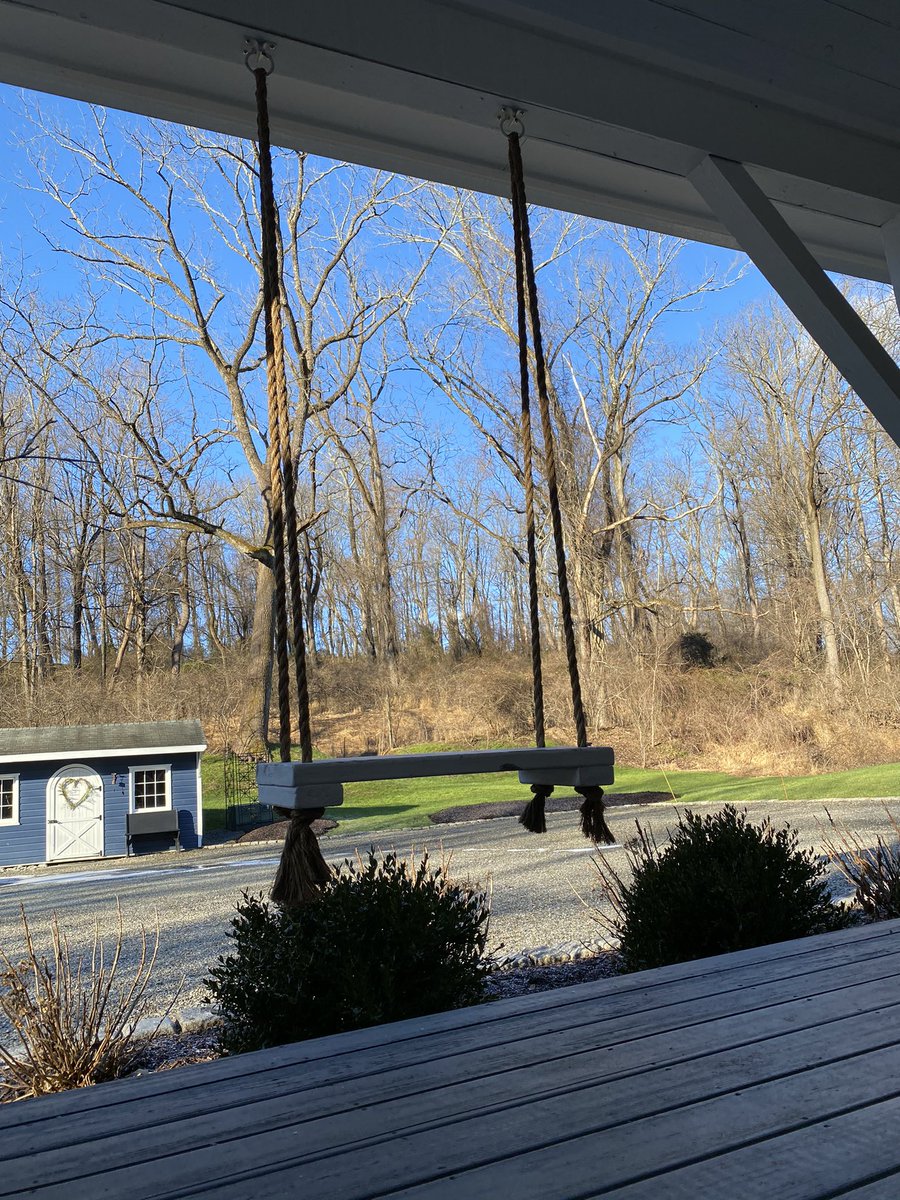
[517,765,615,787]
[257,781,344,811]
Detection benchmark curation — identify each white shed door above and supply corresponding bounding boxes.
[47,766,104,862]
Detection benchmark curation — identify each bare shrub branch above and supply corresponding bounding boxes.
[0,904,168,1101]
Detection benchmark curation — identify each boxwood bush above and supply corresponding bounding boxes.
[593,805,849,972]
[206,850,490,1054]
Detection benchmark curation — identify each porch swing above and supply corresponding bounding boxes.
[242,41,615,905]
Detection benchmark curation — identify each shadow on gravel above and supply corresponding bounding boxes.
[429,791,674,825]
[237,818,338,844]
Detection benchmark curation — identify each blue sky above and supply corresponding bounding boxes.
[0,80,778,490]
[0,82,772,322]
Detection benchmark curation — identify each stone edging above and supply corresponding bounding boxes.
[489,940,608,970]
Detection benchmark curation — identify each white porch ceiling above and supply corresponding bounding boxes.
[1,0,899,280]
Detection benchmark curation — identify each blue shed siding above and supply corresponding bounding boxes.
[0,750,201,868]
[0,762,52,867]
[172,755,201,851]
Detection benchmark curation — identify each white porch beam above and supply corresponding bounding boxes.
[690,155,900,448]
[882,214,900,320]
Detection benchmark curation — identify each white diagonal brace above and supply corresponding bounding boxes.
[690,155,900,449]
[882,213,900,320]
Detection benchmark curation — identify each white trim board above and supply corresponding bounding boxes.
[0,744,207,765]
[690,155,900,450]
[195,757,204,847]
[0,773,20,826]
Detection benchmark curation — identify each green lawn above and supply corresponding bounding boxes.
[201,745,900,837]
[201,754,229,833]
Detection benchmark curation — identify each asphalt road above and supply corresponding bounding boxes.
[0,795,896,1030]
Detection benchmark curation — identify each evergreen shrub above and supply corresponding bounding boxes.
[593,805,848,972]
[206,850,490,1054]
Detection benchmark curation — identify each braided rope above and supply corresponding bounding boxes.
[507,131,588,748]
[254,66,292,764]
[253,54,332,903]
[509,138,545,749]
[255,67,314,765]
[284,443,314,763]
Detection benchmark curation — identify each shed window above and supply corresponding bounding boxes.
[132,768,170,811]
[0,775,19,825]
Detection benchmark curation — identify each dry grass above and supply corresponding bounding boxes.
[7,639,900,773]
[0,653,246,752]
[0,905,167,1102]
[822,806,900,921]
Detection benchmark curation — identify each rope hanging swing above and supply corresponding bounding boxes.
[245,38,329,906]
[245,44,615,906]
[503,108,614,847]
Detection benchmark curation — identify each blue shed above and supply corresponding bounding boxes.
[0,720,206,867]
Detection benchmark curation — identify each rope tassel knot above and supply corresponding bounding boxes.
[519,784,553,834]
[576,786,615,846]
[271,807,331,907]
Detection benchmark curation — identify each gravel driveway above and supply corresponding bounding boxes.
[0,794,896,1034]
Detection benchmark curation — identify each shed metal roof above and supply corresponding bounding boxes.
[0,720,207,764]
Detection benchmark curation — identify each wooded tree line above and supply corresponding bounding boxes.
[1,105,899,746]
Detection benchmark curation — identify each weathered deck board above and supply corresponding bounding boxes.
[6,935,900,1160]
[602,1098,900,1199]
[10,970,900,1192]
[42,1016,900,1200]
[836,1176,900,1199]
[6,948,900,1178]
[5,918,896,1132]
[6,918,898,1130]
[3,920,900,1199]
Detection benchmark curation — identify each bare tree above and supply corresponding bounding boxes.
[409,193,724,725]
[720,302,853,684]
[19,107,434,740]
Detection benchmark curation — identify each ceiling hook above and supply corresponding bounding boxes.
[244,36,276,76]
[498,106,526,138]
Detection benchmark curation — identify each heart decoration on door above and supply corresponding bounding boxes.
[59,777,96,809]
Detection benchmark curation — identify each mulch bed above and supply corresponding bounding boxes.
[429,791,674,825]
[237,818,338,843]
[484,951,622,1000]
[128,1029,222,1075]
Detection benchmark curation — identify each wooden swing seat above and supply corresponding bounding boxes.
[257,746,615,809]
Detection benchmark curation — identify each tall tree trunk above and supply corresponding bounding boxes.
[805,497,841,685]
[372,516,399,681]
[610,450,650,641]
[135,531,148,677]
[246,558,275,748]
[112,597,136,680]
[722,472,761,643]
[71,552,85,670]
[99,533,109,686]
[170,535,191,677]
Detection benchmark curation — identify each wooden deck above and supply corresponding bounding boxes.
[3,920,900,1198]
